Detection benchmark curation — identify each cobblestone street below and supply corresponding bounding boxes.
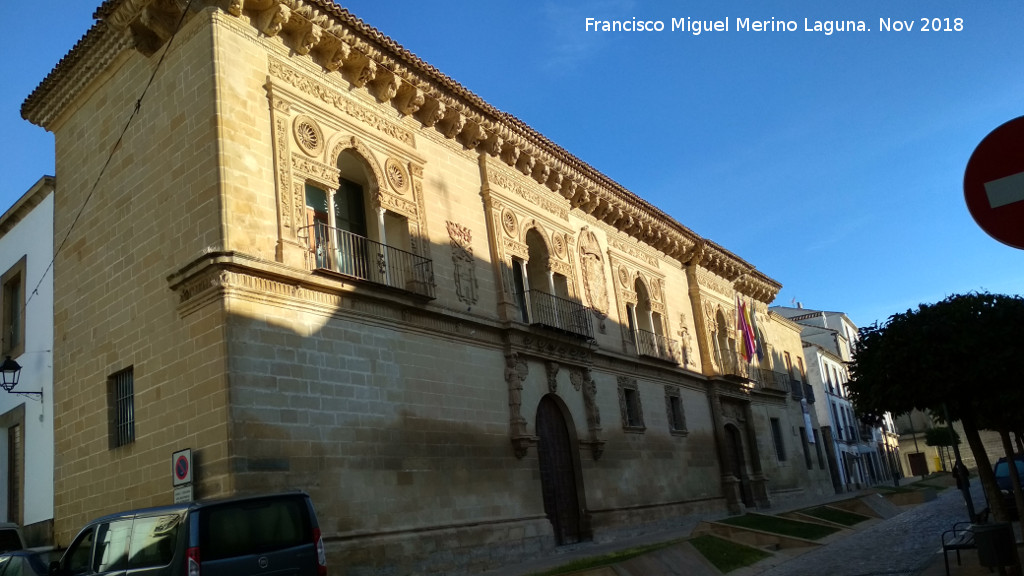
[750,482,986,576]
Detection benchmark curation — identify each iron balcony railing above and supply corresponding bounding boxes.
[521,289,594,339]
[632,328,677,363]
[301,222,435,299]
[719,352,792,393]
[756,369,792,393]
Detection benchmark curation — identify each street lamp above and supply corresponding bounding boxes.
[0,356,41,400]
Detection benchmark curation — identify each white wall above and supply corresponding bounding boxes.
[0,180,54,527]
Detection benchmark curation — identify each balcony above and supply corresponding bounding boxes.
[522,290,594,340]
[754,369,792,393]
[632,328,677,363]
[301,222,435,299]
[719,353,791,393]
[790,377,804,400]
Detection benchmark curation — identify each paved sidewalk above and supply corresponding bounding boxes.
[486,480,1019,576]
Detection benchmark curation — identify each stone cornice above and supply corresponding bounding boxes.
[26,0,782,302]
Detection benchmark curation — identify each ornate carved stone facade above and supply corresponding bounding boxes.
[23,1,833,572]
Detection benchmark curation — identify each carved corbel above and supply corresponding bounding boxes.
[257,3,291,37]
[594,198,613,221]
[343,53,376,88]
[394,84,425,116]
[516,152,536,176]
[545,361,559,393]
[482,132,504,157]
[607,208,625,228]
[370,69,401,103]
[569,184,589,209]
[415,97,446,128]
[293,22,322,55]
[546,171,563,193]
[438,108,466,139]
[130,0,185,56]
[458,121,488,150]
[560,179,577,202]
[223,0,243,16]
[531,161,550,185]
[316,39,349,72]
[501,142,521,166]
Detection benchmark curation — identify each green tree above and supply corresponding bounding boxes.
[848,292,1024,522]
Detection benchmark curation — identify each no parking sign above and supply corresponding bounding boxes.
[172,448,194,503]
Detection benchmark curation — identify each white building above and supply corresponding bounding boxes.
[0,176,54,546]
[772,305,899,492]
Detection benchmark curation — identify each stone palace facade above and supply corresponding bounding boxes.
[23,0,833,572]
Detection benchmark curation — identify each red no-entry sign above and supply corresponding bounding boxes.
[964,116,1024,250]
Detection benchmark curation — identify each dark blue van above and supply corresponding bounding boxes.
[51,492,326,576]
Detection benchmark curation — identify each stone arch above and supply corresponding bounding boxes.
[329,136,384,204]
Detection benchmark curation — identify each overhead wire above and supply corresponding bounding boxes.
[21,0,197,319]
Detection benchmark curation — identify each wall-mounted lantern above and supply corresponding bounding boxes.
[0,356,41,400]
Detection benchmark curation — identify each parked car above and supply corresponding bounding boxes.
[0,548,60,576]
[0,523,24,553]
[993,454,1024,519]
[51,492,326,576]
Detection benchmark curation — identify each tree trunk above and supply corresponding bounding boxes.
[962,414,1006,521]
[1001,430,1024,523]
[998,430,1023,576]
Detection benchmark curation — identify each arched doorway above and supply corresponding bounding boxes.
[725,423,754,507]
[536,395,584,545]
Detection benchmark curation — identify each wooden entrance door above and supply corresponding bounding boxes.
[536,396,582,545]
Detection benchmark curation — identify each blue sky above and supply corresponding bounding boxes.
[2,1,1022,328]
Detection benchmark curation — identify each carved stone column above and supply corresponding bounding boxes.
[506,352,536,458]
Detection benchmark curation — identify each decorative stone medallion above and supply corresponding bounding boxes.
[552,233,566,259]
[501,208,519,237]
[293,115,323,156]
[618,265,630,288]
[385,157,409,195]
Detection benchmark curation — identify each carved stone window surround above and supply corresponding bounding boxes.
[665,385,688,437]
[267,73,431,269]
[608,253,672,353]
[617,376,645,433]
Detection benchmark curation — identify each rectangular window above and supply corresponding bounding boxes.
[800,427,813,470]
[618,377,645,431]
[664,386,687,434]
[624,388,642,427]
[813,429,826,469]
[783,352,793,377]
[1,257,26,358]
[109,368,135,448]
[770,418,786,461]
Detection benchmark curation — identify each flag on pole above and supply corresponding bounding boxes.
[749,301,764,362]
[737,297,755,362]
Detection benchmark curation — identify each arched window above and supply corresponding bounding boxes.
[510,228,588,337]
[631,279,666,359]
[303,150,429,296]
[713,310,734,372]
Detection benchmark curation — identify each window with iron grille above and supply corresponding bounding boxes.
[617,376,645,432]
[109,368,135,448]
[664,385,687,435]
